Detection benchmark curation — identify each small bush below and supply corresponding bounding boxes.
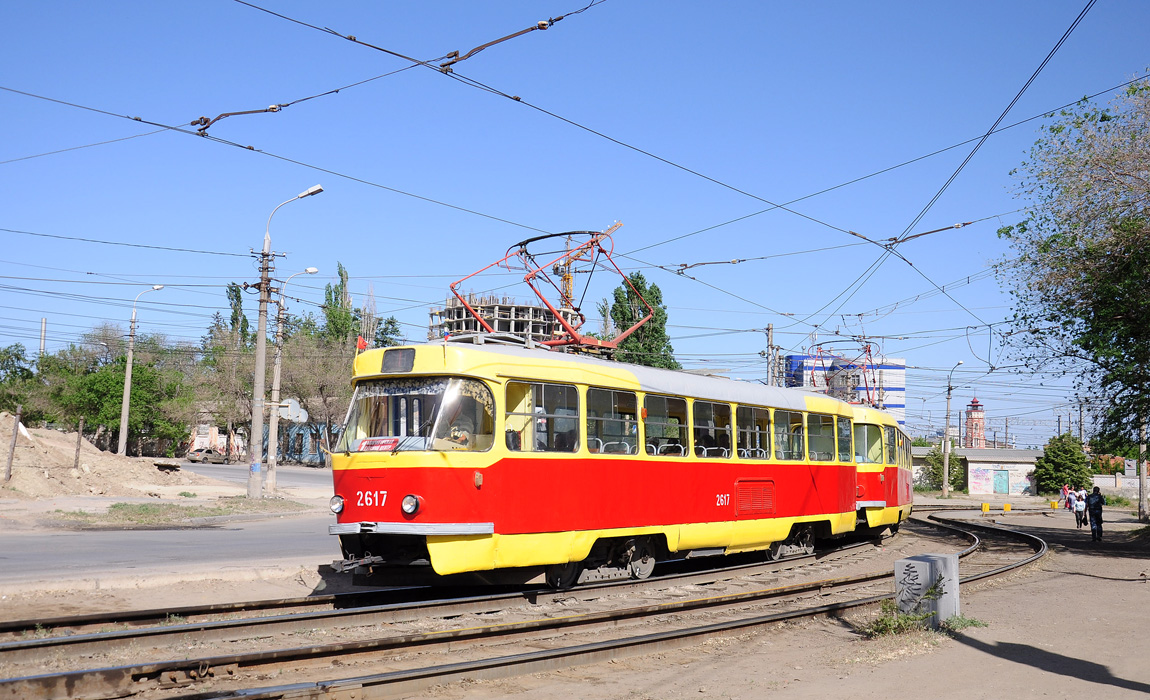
[941,614,988,632]
[862,600,935,637]
[1106,494,1132,507]
[178,491,197,498]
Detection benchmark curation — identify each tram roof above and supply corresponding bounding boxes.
[424,341,846,414]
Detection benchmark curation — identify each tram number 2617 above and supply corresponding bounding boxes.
[715,493,730,507]
[357,490,387,507]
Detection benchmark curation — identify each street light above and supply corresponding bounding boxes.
[942,360,964,498]
[117,284,164,456]
[265,266,318,494]
[249,185,323,499]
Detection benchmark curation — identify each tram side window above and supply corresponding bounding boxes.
[884,426,898,465]
[736,406,770,460]
[837,416,853,462]
[807,413,835,461]
[774,410,805,460]
[586,388,638,454]
[898,431,909,468]
[693,401,732,458]
[645,394,689,456]
[855,423,883,463]
[505,381,579,452]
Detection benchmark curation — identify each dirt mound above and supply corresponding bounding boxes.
[0,412,225,499]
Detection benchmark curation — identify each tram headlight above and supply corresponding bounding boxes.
[329,495,344,514]
[401,494,421,515]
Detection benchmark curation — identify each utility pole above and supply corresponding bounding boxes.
[1078,403,1084,443]
[1140,419,1147,523]
[250,185,323,499]
[5,404,20,483]
[942,360,963,498]
[248,246,272,499]
[266,267,318,494]
[1005,417,1010,448]
[117,285,163,456]
[766,324,774,386]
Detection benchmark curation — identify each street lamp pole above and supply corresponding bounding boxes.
[248,185,323,499]
[942,360,964,498]
[265,266,318,494]
[117,285,164,456]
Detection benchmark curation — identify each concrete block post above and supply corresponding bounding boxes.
[895,553,959,629]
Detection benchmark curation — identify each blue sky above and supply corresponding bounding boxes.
[2,1,1146,447]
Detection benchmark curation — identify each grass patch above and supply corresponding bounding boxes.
[862,600,936,637]
[1106,494,1133,507]
[53,498,310,526]
[941,614,988,632]
[178,491,197,498]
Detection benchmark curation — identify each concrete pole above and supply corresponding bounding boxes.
[116,310,137,456]
[265,267,317,495]
[265,298,284,495]
[942,361,963,498]
[74,416,84,469]
[117,286,162,456]
[766,324,774,386]
[249,184,322,500]
[248,247,271,500]
[5,404,21,483]
[1140,420,1147,522]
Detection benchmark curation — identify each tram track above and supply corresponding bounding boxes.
[0,537,883,670]
[0,516,1042,700]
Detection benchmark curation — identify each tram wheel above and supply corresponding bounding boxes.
[545,562,582,589]
[626,540,656,580]
[795,529,815,555]
[767,540,785,561]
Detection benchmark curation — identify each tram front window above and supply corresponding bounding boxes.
[337,377,494,452]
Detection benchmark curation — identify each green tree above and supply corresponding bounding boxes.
[999,80,1150,439]
[608,272,679,369]
[1032,433,1093,494]
[0,343,34,413]
[918,444,966,492]
[911,436,932,447]
[323,262,357,342]
[374,316,403,347]
[226,283,251,347]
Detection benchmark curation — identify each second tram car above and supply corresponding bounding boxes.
[328,339,912,587]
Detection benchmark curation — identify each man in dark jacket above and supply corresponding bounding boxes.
[1085,486,1106,542]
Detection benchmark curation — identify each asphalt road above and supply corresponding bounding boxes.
[182,461,334,491]
[0,464,338,595]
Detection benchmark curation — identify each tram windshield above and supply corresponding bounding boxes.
[336,377,495,453]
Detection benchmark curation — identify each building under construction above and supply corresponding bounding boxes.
[785,353,907,424]
[428,294,582,344]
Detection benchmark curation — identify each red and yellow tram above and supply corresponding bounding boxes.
[328,340,912,587]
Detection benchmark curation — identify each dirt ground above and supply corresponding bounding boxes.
[412,509,1150,700]
[3,412,1148,697]
[0,411,229,500]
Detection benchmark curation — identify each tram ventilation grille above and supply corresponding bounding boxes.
[736,480,775,516]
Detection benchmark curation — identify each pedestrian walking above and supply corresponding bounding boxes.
[1067,488,1078,520]
[1074,491,1087,528]
[1061,483,1071,509]
[1086,486,1106,541]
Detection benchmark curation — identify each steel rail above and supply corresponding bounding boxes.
[175,515,1045,700]
[2,566,899,700]
[0,588,410,636]
[0,524,1007,700]
[0,536,881,659]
